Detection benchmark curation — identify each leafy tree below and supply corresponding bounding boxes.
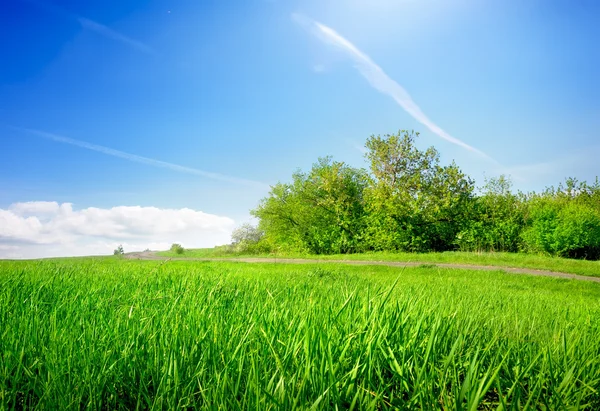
[170,243,185,254]
[455,175,526,252]
[229,224,270,253]
[252,157,369,254]
[113,244,124,256]
[363,130,474,252]
[231,224,264,245]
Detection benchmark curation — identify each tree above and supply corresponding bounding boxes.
[170,243,185,254]
[363,130,475,251]
[113,244,124,256]
[455,175,526,252]
[231,224,264,245]
[229,224,267,253]
[252,157,369,254]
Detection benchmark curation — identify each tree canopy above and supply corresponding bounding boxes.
[250,130,600,259]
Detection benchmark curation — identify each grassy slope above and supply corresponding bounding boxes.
[1,259,600,409]
[156,248,600,277]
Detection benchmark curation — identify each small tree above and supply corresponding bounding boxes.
[231,224,267,253]
[231,224,264,245]
[113,244,124,256]
[251,157,369,254]
[170,243,185,254]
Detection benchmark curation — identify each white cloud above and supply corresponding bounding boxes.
[9,201,63,217]
[0,202,235,259]
[294,13,495,163]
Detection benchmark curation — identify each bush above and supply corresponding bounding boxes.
[454,176,526,253]
[523,200,600,259]
[170,243,185,254]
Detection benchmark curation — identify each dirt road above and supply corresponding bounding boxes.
[124,251,600,283]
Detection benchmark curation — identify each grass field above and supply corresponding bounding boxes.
[1,259,600,409]
[155,248,600,277]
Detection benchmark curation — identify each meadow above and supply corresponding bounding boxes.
[1,258,600,409]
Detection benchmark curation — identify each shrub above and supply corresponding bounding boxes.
[523,200,600,259]
[170,243,185,254]
[454,176,526,253]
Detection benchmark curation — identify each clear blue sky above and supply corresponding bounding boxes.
[1,0,599,257]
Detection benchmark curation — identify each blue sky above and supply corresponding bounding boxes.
[1,0,599,258]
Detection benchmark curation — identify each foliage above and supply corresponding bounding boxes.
[363,130,474,252]
[1,259,600,408]
[455,175,526,252]
[523,178,600,259]
[231,223,264,245]
[252,157,369,254]
[229,224,269,253]
[252,129,600,260]
[170,243,185,254]
[113,244,124,256]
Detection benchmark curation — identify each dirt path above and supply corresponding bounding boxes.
[125,251,600,283]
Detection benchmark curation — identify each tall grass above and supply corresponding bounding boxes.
[1,260,599,409]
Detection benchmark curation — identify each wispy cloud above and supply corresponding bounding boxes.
[24,0,155,54]
[498,146,600,186]
[77,17,156,55]
[293,13,495,162]
[17,128,269,188]
[312,64,327,73]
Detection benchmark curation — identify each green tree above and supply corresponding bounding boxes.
[252,157,369,254]
[113,244,124,256]
[231,224,264,245]
[455,175,526,252]
[230,224,268,253]
[363,130,474,252]
[170,243,185,254]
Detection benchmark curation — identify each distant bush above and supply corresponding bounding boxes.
[170,243,185,254]
[523,200,600,259]
[113,245,124,256]
[455,176,526,253]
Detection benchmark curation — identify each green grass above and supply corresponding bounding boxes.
[2,259,600,409]
[157,248,600,277]
[155,247,237,259]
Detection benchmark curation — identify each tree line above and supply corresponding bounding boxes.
[247,130,600,259]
